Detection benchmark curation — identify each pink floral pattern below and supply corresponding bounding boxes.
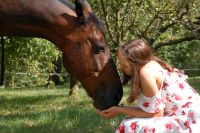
[117,125,125,133]
[130,122,138,131]
[143,102,150,108]
[116,70,200,133]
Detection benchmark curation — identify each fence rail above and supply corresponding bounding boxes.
[2,69,200,88]
[3,72,70,87]
[183,69,200,77]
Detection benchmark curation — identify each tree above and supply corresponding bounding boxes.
[48,56,62,85]
[89,0,200,69]
[158,40,200,76]
[2,37,60,87]
[0,37,5,86]
[90,0,200,51]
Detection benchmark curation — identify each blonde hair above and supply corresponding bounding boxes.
[119,38,173,103]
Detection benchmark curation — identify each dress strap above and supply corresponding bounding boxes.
[159,69,166,90]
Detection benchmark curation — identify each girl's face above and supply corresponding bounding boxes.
[117,50,132,75]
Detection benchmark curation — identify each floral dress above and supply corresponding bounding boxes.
[116,70,200,133]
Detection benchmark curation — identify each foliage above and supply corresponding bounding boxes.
[90,0,200,49]
[90,0,200,67]
[1,37,60,87]
[158,40,200,72]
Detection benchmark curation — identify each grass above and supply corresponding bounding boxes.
[188,76,200,91]
[0,78,199,133]
[0,87,127,133]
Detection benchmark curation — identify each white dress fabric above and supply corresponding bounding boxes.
[115,70,200,133]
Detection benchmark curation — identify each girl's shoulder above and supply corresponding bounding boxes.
[140,61,165,97]
[140,60,165,77]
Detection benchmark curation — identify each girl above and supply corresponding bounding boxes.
[97,39,200,133]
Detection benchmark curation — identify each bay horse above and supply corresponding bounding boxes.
[0,0,123,110]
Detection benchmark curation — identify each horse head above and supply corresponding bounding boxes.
[60,0,123,109]
[0,0,123,110]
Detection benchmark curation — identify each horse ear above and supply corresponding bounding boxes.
[75,0,92,23]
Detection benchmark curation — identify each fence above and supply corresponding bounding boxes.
[184,69,200,77]
[2,69,200,88]
[4,72,70,88]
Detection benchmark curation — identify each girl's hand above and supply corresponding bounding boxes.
[96,106,120,119]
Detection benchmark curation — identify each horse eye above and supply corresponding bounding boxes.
[97,45,105,52]
[93,44,105,53]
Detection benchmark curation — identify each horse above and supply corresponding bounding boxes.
[0,0,123,110]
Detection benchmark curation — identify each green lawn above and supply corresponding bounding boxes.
[188,77,200,91]
[0,78,199,133]
[0,87,126,133]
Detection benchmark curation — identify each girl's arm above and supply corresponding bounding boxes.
[118,106,163,118]
[97,65,164,119]
[96,106,163,119]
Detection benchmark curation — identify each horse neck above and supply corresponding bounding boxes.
[0,0,77,49]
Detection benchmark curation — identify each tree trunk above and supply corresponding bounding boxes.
[48,56,62,85]
[0,37,5,86]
